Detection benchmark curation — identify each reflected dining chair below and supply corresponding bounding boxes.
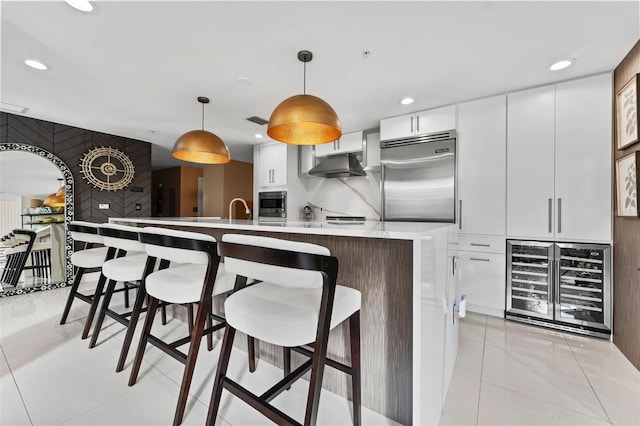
[206,233,362,426]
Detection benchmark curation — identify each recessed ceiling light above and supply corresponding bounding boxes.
[549,59,575,71]
[254,134,264,139]
[24,59,48,70]
[65,0,93,12]
[400,97,414,105]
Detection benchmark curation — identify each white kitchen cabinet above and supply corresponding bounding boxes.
[458,248,506,317]
[457,94,506,236]
[314,131,363,157]
[259,142,287,187]
[380,105,456,141]
[506,74,612,242]
[506,84,556,240]
[555,74,612,242]
[364,130,381,169]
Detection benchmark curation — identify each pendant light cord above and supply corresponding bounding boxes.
[201,102,205,131]
[303,61,306,95]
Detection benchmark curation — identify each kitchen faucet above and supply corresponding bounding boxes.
[228,198,251,220]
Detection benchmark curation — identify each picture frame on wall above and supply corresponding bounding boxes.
[616,151,639,217]
[616,74,640,150]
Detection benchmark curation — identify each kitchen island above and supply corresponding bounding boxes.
[111,217,459,426]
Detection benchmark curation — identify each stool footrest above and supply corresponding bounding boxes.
[223,377,301,426]
[290,345,353,375]
[147,334,188,364]
[260,358,312,403]
[105,309,131,327]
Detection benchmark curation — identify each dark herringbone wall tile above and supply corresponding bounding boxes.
[1,112,152,223]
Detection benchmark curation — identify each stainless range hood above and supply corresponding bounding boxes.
[308,153,366,178]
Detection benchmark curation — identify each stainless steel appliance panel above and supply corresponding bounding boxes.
[381,135,456,222]
[258,191,286,218]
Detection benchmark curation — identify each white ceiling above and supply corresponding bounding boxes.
[1,1,639,171]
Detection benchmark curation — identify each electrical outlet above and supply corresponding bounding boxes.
[99,203,109,209]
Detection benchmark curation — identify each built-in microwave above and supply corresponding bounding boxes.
[258,191,287,218]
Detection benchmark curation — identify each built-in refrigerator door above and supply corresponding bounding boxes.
[507,240,554,319]
[554,243,611,332]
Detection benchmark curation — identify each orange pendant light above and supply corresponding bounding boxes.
[267,50,341,146]
[172,96,231,164]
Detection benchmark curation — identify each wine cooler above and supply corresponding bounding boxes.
[506,240,611,338]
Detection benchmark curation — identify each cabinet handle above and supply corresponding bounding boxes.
[459,200,462,230]
[272,169,275,183]
[416,116,420,133]
[548,198,553,233]
[337,139,340,150]
[470,257,490,262]
[470,243,490,247]
[557,198,562,234]
[410,116,414,133]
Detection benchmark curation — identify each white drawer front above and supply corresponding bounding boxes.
[458,235,505,253]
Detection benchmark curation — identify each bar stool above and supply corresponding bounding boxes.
[206,234,362,426]
[127,227,236,426]
[60,221,111,326]
[87,223,149,348]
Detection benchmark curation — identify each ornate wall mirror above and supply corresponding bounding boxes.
[0,144,73,297]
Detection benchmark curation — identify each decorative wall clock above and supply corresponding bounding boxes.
[80,146,135,191]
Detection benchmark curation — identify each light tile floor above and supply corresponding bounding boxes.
[440,312,640,426]
[1,282,639,426]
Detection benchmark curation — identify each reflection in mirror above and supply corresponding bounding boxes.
[0,149,71,296]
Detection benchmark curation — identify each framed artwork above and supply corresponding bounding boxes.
[616,74,639,150]
[616,151,639,217]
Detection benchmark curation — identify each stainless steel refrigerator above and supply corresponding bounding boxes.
[506,240,611,338]
[380,130,456,222]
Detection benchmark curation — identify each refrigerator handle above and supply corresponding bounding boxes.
[459,200,462,230]
[557,198,562,233]
[548,198,553,233]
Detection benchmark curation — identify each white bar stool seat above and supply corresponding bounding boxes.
[226,282,360,348]
[70,246,109,269]
[146,262,234,305]
[101,252,147,282]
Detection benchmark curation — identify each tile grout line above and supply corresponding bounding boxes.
[563,335,614,425]
[1,344,35,426]
[475,314,488,426]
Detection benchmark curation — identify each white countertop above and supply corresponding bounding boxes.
[110,217,454,240]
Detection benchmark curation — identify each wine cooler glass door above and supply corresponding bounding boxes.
[507,241,554,319]
[555,243,611,331]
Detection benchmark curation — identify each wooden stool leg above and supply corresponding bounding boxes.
[60,267,85,324]
[349,311,361,426]
[116,253,156,373]
[88,278,118,348]
[124,282,130,308]
[205,325,236,426]
[283,347,291,390]
[81,272,108,339]
[128,296,159,386]
[173,298,210,425]
[187,303,194,334]
[207,310,213,351]
[248,336,256,373]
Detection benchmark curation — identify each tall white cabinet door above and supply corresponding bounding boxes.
[507,85,556,239]
[458,95,507,235]
[555,74,612,242]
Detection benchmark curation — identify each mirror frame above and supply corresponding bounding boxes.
[0,143,74,297]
